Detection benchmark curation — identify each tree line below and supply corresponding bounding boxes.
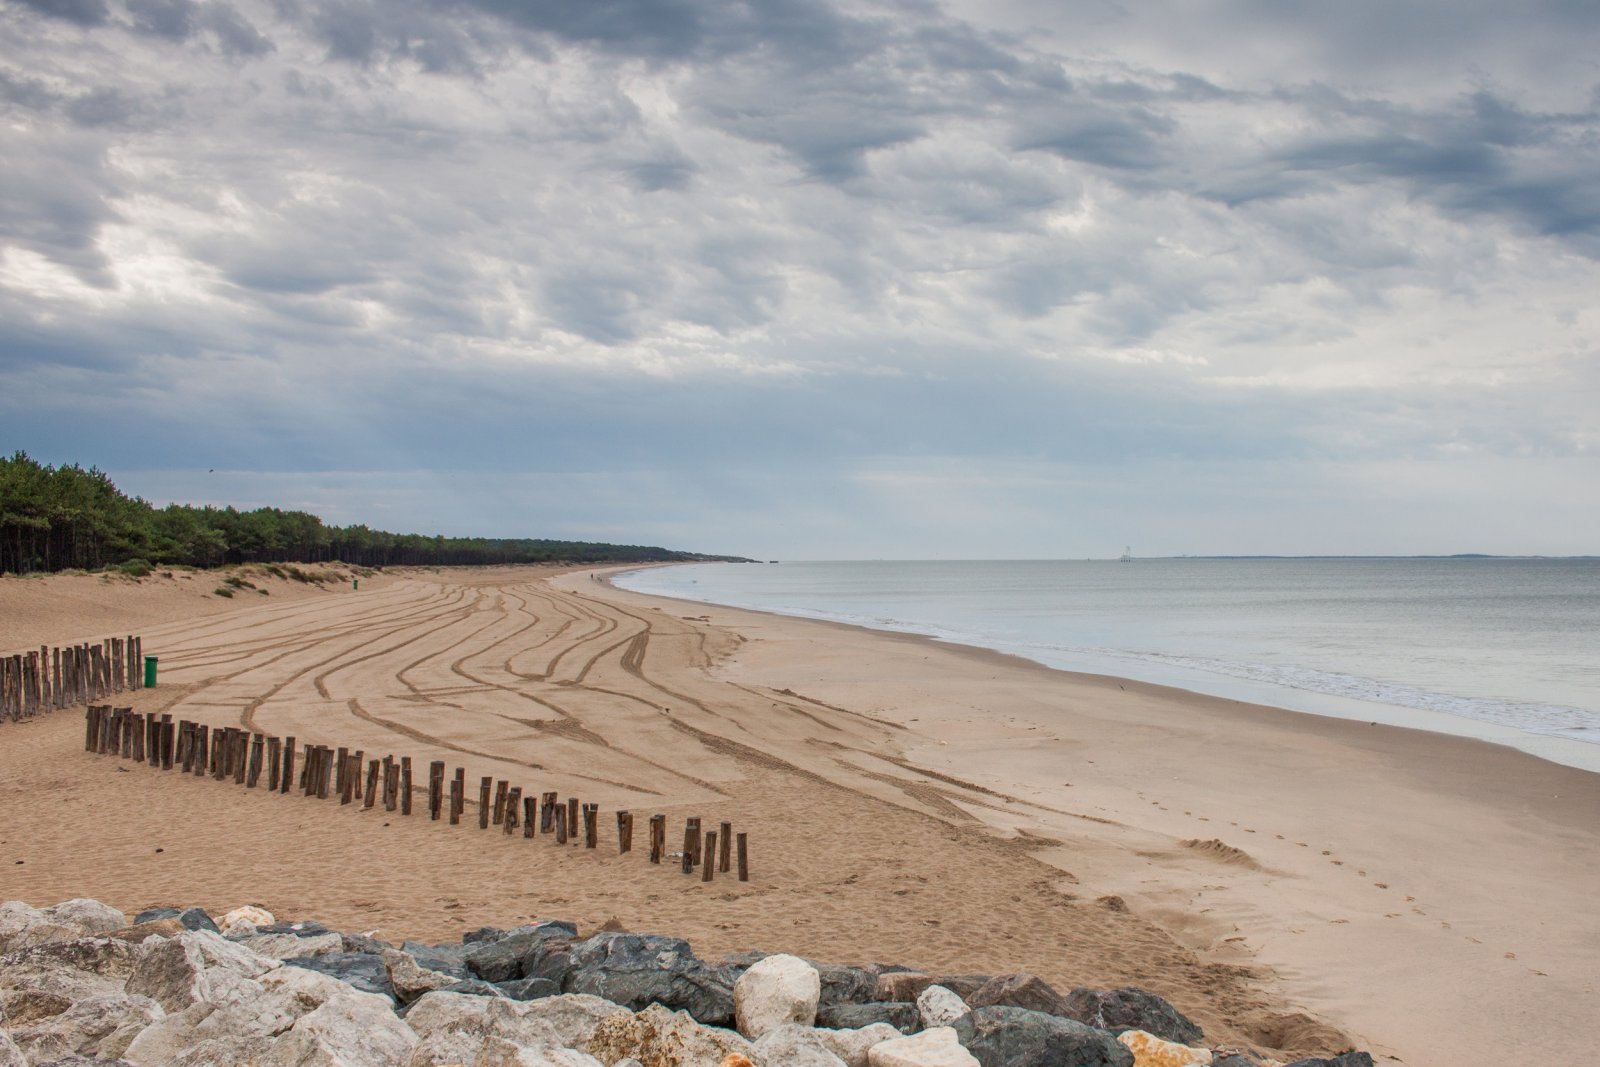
[0,452,749,575]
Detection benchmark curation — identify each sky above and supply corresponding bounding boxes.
[2,0,1598,559]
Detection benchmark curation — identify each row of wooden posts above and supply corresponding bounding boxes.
[2,636,144,723]
[82,705,749,882]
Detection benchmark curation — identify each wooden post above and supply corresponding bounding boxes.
[280,735,295,793]
[554,803,567,845]
[194,724,209,777]
[340,755,356,805]
[401,757,413,815]
[429,761,445,820]
[584,803,597,849]
[737,832,749,882]
[618,811,632,853]
[702,831,717,882]
[384,757,399,812]
[503,787,521,835]
[542,792,558,832]
[479,777,493,829]
[335,747,349,798]
[131,713,146,763]
[450,770,464,825]
[523,795,537,838]
[493,780,509,826]
[267,737,281,789]
[649,814,665,864]
[686,817,702,867]
[120,707,134,758]
[719,821,732,872]
[365,759,380,809]
[319,747,334,799]
[160,717,174,771]
[247,734,264,787]
[567,797,579,843]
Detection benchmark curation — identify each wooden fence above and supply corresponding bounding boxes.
[2,636,144,722]
[81,705,749,882]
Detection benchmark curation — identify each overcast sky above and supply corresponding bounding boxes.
[3,0,1597,558]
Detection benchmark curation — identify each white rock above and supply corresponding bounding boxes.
[405,989,497,1039]
[0,1031,24,1067]
[752,1023,849,1066]
[474,1036,605,1067]
[589,1002,758,1067]
[406,1028,488,1067]
[818,1022,902,1067]
[486,994,631,1052]
[125,929,279,1013]
[258,976,418,1067]
[219,904,275,934]
[733,952,821,1039]
[915,985,969,1029]
[240,930,345,960]
[3,990,163,1063]
[866,1026,980,1067]
[42,898,128,936]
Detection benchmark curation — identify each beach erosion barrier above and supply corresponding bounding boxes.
[80,705,749,883]
[1,635,144,722]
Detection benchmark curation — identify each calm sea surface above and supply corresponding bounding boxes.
[614,559,1600,772]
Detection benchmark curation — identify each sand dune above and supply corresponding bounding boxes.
[3,563,1597,1066]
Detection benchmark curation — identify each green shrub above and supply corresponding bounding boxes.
[213,586,234,598]
[223,576,255,589]
[116,558,153,578]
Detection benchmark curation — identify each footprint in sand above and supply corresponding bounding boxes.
[1374,883,1388,889]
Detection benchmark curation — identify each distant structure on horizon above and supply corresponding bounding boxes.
[1119,545,1133,562]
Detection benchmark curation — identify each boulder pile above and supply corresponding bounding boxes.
[0,898,1375,1067]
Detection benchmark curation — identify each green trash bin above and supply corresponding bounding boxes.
[353,578,359,591]
[143,655,158,689]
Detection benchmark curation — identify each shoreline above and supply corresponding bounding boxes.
[607,562,1600,776]
[3,563,1597,1066]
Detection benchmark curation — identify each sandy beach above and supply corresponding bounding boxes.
[2,563,1596,1066]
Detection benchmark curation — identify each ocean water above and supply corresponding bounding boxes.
[614,558,1600,772]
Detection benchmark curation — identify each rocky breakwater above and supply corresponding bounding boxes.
[0,898,1376,1067]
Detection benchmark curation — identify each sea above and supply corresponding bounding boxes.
[613,558,1600,774]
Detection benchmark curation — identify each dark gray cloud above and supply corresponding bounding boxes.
[12,0,109,26]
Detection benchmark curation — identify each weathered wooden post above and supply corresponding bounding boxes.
[503,788,521,835]
[400,757,413,815]
[584,804,598,849]
[649,814,665,864]
[686,817,702,867]
[364,759,380,809]
[478,777,493,829]
[618,811,633,853]
[554,803,567,845]
[384,758,399,812]
[523,795,537,838]
[493,780,509,826]
[451,768,465,825]
[719,821,732,873]
[429,761,444,820]
[702,831,717,882]
[247,734,264,787]
[566,797,579,843]
[737,833,749,882]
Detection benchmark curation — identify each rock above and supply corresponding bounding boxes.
[404,989,496,1037]
[440,977,511,999]
[1283,1055,1375,1067]
[486,994,631,1053]
[733,953,821,1038]
[817,1021,902,1067]
[588,1002,757,1067]
[916,986,969,1029]
[930,977,989,1001]
[566,933,734,1027]
[966,974,1069,1017]
[1118,1029,1213,1067]
[752,1023,849,1066]
[814,963,878,1008]
[468,926,580,984]
[952,1006,1133,1067]
[133,908,220,935]
[109,919,189,944]
[0,1031,23,1067]
[217,905,274,935]
[2,991,163,1063]
[404,940,473,979]
[1063,988,1203,1046]
[123,960,414,1067]
[816,1002,919,1033]
[406,1027,486,1067]
[526,938,576,986]
[255,919,331,937]
[719,1057,753,1067]
[0,936,141,1012]
[874,973,934,1004]
[240,930,345,961]
[125,930,279,1013]
[385,947,467,1004]
[465,925,508,944]
[473,1037,604,1066]
[0,899,125,954]
[499,976,563,1000]
[342,931,392,955]
[866,1026,979,1067]
[288,952,396,1000]
[1212,1057,1262,1067]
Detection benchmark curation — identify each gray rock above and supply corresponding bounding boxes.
[385,948,466,1006]
[1062,986,1203,1046]
[132,907,221,935]
[254,919,330,938]
[817,1002,920,1034]
[402,940,471,979]
[932,976,990,1000]
[524,938,575,986]
[0,1033,24,1067]
[497,976,561,1001]
[2,991,163,1063]
[952,1006,1133,1067]
[966,974,1069,1017]
[440,977,509,999]
[1214,1056,1264,1067]
[464,925,507,945]
[564,932,735,1027]
[1285,1054,1375,1067]
[125,930,278,1013]
[342,931,393,955]
[815,962,878,1007]
[238,930,345,961]
[287,952,396,1000]
[467,926,580,984]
